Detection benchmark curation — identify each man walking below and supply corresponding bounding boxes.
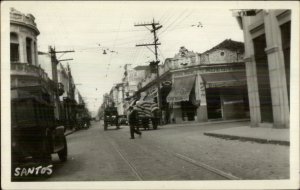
[127,106,142,139]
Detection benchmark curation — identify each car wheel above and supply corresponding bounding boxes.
[58,136,68,162]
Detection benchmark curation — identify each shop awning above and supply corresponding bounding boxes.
[167,75,195,103]
[201,72,246,88]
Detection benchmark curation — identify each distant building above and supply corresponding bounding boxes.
[108,83,126,115]
[122,64,149,98]
[235,10,290,128]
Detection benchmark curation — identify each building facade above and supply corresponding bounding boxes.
[122,64,149,98]
[236,10,291,128]
[134,41,249,124]
[166,41,248,124]
[10,8,39,66]
[108,83,126,116]
[10,8,58,109]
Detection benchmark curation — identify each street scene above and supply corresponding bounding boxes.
[2,1,297,189]
[48,120,288,181]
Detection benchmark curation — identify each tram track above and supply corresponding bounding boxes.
[139,134,241,180]
[103,132,143,180]
[105,127,241,181]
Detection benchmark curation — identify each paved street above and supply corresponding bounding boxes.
[48,121,289,181]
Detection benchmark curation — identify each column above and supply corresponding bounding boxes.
[195,74,208,122]
[264,11,289,128]
[18,34,26,63]
[31,39,35,65]
[242,17,261,127]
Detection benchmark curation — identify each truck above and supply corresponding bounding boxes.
[11,87,68,167]
[103,106,120,130]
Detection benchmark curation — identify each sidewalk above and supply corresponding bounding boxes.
[204,126,289,146]
[164,118,250,128]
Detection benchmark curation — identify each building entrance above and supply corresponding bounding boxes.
[206,88,222,119]
[253,34,274,122]
[181,101,197,121]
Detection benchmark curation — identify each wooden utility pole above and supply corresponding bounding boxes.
[49,46,75,122]
[134,19,163,110]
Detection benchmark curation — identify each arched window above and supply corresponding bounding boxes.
[10,33,19,62]
[26,37,32,64]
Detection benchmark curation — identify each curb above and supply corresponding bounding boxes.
[165,119,250,128]
[204,132,289,146]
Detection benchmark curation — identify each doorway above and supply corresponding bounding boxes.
[206,88,222,119]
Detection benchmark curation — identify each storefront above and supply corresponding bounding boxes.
[167,64,249,124]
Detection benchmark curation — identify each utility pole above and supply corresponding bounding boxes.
[49,46,75,124]
[134,19,163,110]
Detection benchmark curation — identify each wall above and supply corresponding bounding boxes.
[38,53,53,80]
[200,49,244,64]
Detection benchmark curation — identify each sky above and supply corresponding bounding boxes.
[5,1,244,116]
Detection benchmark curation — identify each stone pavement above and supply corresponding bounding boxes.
[204,125,289,146]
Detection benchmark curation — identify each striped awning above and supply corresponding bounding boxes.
[167,75,196,103]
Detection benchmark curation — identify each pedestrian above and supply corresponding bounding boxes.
[127,106,142,139]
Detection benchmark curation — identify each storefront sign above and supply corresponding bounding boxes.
[173,65,244,78]
[206,80,246,88]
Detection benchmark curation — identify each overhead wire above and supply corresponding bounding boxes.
[157,8,188,36]
[159,9,192,38]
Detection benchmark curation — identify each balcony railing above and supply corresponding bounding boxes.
[11,62,54,89]
[11,62,50,80]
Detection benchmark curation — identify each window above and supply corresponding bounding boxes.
[10,33,19,62]
[34,42,37,65]
[220,51,225,56]
[26,37,32,64]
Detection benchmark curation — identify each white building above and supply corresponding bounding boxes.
[235,9,291,128]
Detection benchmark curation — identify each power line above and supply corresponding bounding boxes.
[159,9,191,37]
[158,9,188,36]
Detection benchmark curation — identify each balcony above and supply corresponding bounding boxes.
[11,62,52,90]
